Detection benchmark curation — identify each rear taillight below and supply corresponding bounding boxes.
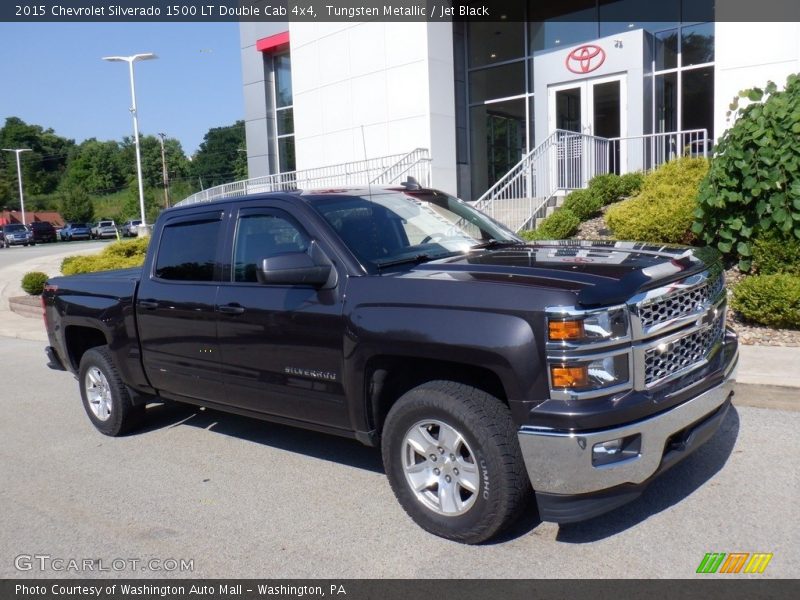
[42,284,58,327]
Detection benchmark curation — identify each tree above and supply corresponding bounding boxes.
[120,182,160,223]
[0,117,74,206]
[119,134,192,191]
[60,186,94,223]
[190,121,247,187]
[61,139,125,195]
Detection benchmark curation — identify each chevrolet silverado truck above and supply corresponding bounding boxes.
[42,184,738,543]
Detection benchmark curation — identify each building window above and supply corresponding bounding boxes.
[273,51,295,173]
[651,21,715,140]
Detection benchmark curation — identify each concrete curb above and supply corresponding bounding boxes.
[733,383,799,412]
[8,296,40,318]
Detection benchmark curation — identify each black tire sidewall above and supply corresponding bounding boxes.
[382,389,511,542]
[78,348,131,436]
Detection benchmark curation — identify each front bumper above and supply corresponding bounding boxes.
[518,345,738,522]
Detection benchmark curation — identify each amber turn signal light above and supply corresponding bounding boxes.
[548,319,584,341]
[550,365,589,388]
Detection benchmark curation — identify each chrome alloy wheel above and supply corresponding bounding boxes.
[85,367,113,421]
[402,419,480,516]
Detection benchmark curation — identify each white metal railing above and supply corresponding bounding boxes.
[370,147,431,184]
[176,148,432,206]
[473,130,610,232]
[473,129,708,232]
[608,129,708,174]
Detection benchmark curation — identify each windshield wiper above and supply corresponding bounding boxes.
[375,253,452,270]
[469,239,527,250]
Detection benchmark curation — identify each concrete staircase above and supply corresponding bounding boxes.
[534,191,569,229]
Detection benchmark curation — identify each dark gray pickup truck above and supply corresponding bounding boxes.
[42,184,738,543]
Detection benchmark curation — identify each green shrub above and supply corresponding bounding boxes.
[61,238,150,275]
[617,172,645,198]
[520,209,581,241]
[103,236,150,259]
[751,231,800,275]
[21,271,48,296]
[606,157,709,243]
[561,189,603,221]
[587,173,622,205]
[731,274,800,328]
[694,73,800,270]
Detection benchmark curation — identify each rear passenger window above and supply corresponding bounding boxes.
[233,213,309,282]
[155,218,221,281]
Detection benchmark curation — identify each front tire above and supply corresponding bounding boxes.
[382,381,530,544]
[78,346,145,436]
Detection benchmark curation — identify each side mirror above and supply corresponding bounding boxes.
[257,241,338,289]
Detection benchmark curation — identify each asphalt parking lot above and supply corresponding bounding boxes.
[1,336,797,579]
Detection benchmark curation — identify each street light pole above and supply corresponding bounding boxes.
[2,148,32,225]
[102,53,157,231]
[157,132,170,208]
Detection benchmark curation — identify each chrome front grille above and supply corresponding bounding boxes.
[642,313,725,386]
[638,271,724,330]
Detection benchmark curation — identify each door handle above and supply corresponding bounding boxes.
[138,300,158,310]
[217,304,245,315]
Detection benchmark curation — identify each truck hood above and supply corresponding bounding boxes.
[405,241,722,307]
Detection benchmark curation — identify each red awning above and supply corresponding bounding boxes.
[256,31,289,53]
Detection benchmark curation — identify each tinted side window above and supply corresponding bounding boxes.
[155,218,221,281]
[233,213,309,282]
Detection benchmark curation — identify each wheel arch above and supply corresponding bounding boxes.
[64,325,109,371]
[364,355,509,440]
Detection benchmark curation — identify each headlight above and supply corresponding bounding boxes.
[549,354,630,392]
[547,306,629,344]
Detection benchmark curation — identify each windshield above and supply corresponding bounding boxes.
[4,224,26,232]
[309,190,521,268]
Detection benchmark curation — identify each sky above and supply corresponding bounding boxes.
[0,22,243,154]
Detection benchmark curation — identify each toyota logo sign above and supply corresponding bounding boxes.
[565,45,606,74]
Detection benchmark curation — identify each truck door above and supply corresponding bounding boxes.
[215,203,349,429]
[136,209,226,403]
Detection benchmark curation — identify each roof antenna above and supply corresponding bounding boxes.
[401,176,421,190]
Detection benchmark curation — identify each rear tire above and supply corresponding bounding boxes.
[381,380,531,544]
[78,346,145,436]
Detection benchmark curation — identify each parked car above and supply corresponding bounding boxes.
[59,222,92,241]
[1,223,34,247]
[91,220,118,240]
[29,221,57,243]
[121,219,142,237]
[43,185,738,544]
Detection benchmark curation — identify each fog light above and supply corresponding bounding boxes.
[591,434,641,466]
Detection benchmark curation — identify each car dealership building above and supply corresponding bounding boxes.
[236,2,800,205]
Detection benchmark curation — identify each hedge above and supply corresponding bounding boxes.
[606,157,709,243]
[21,271,48,296]
[61,237,150,276]
[731,274,800,328]
[751,232,800,275]
[519,209,581,241]
[561,189,603,221]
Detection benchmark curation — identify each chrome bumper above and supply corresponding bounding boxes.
[518,349,738,496]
